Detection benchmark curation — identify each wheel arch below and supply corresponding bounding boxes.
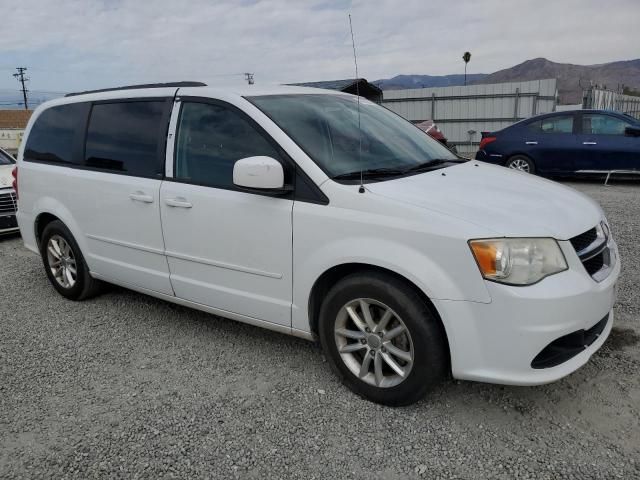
[507,152,535,162]
[34,212,62,247]
[31,198,88,255]
[307,262,452,370]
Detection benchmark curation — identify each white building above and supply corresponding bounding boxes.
[0,110,32,156]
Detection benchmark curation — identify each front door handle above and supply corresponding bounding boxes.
[583,142,597,145]
[129,192,154,203]
[525,141,538,145]
[165,197,193,208]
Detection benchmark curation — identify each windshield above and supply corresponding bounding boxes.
[0,149,15,165]
[248,94,458,179]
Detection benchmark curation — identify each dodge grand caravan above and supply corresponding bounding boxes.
[15,82,619,406]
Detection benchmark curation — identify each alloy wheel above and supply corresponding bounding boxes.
[46,235,77,289]
[334,298,414,388]
[508,158,531,173]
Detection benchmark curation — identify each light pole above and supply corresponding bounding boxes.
[462,52,471,86]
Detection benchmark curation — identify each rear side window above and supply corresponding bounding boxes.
[24,103,86,165]
[174,101,284,189]
[528,115,573,134]
[85,101,166,177]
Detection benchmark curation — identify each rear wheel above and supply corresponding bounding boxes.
[40,220,102,300]
[506,155,535,174]
[318,272,448,406]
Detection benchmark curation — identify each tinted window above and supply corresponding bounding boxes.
[24,103,86,164]
[0,150,14,165]
[174,102,283,188]
[85,101,165,177]
[528,115,573,134]
[582,114,630,135]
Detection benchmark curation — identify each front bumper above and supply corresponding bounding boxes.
[0,213,19,234]
[434,239,620,385]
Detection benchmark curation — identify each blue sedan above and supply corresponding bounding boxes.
[475,110,640,176]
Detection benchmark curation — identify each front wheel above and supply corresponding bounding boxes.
[506,155,536,174]
[318,272,448,406]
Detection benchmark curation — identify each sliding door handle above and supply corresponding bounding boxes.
[165,197,193,208]
[129,192,154,203]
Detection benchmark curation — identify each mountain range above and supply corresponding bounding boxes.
[374,73,488,90]
[1,58,639,109]
[375,58,640,104]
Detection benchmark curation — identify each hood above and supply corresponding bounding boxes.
[0,165,14,189]
[366,161,603,240]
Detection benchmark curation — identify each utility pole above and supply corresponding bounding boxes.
[244,73,254,85]
[13,67,29,110]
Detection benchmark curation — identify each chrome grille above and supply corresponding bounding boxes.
[570,223,613,282]
[0,190,17,215]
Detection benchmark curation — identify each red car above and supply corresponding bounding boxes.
[414,120,457,153]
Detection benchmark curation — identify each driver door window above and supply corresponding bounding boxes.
[174,102,284,189]
[582,114,629,136]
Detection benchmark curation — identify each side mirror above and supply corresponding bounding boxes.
[233,156,291,194]
[625,126,640,137]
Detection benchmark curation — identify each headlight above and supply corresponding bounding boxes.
[469,238,567,285]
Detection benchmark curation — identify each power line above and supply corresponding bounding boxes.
[0,89,67,94]
[13,67,29,110]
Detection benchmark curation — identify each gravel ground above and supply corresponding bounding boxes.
[1,180,639,479]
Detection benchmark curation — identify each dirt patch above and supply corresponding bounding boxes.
[607,326,640,350]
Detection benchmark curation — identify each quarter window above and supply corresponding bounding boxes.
[582,114,629,135]
[174,102,283,189]
[84,101,166,177]
[529,115,574,134]
[24,103,86,165]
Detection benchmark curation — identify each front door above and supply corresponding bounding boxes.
[577,113,638,171]
[160,99,293,327]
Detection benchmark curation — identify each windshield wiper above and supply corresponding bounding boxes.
[331,167,406,180]
[402,159,454,173]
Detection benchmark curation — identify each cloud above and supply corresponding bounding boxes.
[0,0,638,92]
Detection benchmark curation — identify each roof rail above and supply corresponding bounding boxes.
[65,81,207,97]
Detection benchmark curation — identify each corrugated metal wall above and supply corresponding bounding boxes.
[583,87,640,119]
[382,79,558,156]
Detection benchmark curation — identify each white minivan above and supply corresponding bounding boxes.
[15,82,619,405]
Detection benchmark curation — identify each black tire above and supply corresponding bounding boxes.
[318,271,448,407]
[40,220,102,300]
[506,155,536,174]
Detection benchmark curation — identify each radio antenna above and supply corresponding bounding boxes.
[348,14,365,194]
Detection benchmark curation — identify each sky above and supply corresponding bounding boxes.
[0,0,639,104]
